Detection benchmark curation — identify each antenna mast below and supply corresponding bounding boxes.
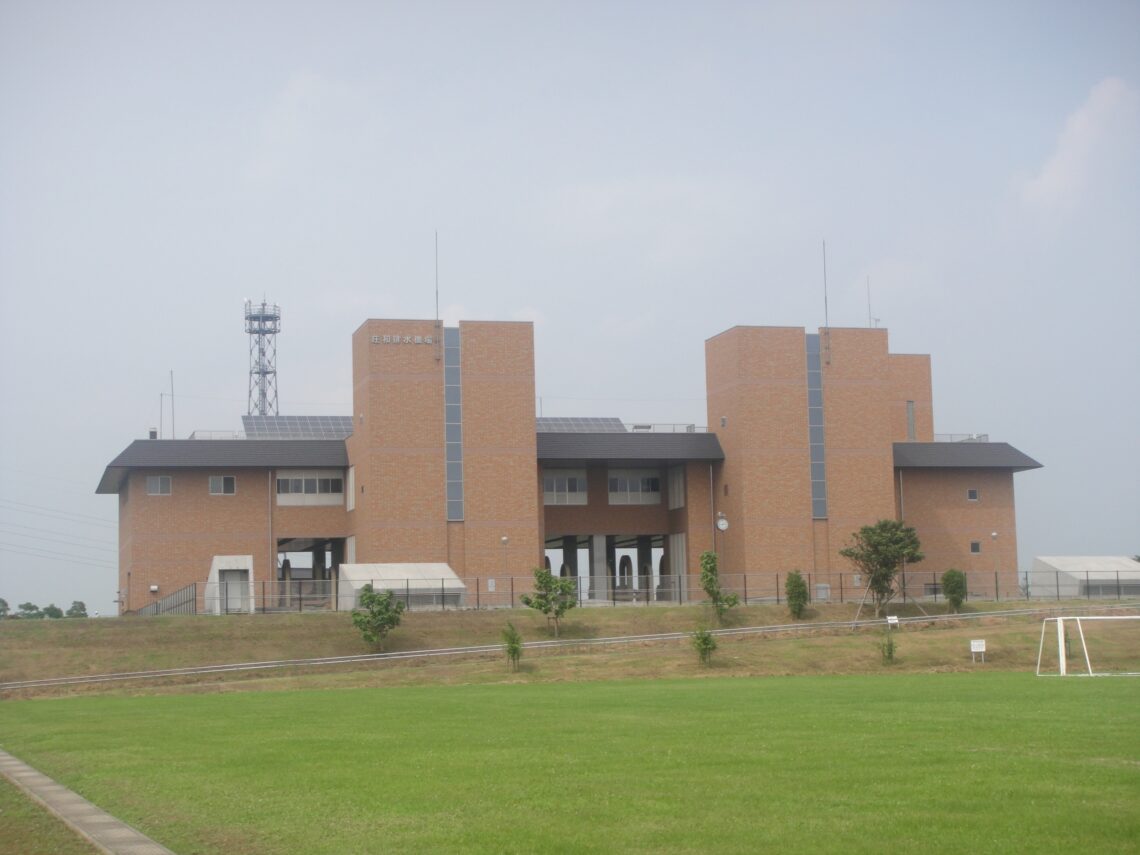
[244,299,281,416]
[866,275,872,327]
[822,239,831,364]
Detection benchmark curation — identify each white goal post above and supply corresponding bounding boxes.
[1036,616,1140,677]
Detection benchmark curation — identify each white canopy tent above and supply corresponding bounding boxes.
[336,563,467,610]
[1029,556,1140,598]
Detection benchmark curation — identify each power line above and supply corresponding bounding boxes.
[0,543,117,570]
[0,499,116,527]
[0,525,118,552]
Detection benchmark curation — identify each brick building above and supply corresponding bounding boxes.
[97,319,1041,614]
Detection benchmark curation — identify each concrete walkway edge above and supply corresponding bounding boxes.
[0,748,176,855]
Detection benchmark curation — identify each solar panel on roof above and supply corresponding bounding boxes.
[536,417,627,433]
[242,415,354,440]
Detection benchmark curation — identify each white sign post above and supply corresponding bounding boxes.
[970,639,986,663]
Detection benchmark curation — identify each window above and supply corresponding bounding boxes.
[608,469,661,505]
[970,541,981,554]
[146,475,171,495]
[276,476,342,495]
[275,469,346,507]
[346,466,355,512]
[543,470,587,505]
[923,583,943,597]
[209,475,236,495]
[906,400,916,442]
[967,488,979,501]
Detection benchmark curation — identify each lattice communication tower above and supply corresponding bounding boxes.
[244,299,281,416]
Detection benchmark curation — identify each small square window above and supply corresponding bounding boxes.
[967,488,979,501]
[209,475,235,495]
[146,475,171,495]
[970,541,981,554]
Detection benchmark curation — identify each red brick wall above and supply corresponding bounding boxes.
[897,468,1019,592]
[346,319,539,579]
[457,321,540,578]
[347,319,448,564]
[117,468,349,613]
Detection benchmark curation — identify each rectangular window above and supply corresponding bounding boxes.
[906,400,916,442]
[209,475,236,495]
[608,469,661,505]
[146,475,171,495]
[970,541,981,554]
[543,469,588,505]
[347,466,355,512]
[967,488,979,501]
[276,469,346,507]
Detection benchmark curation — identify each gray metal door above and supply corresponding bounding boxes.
[220,569,249,613]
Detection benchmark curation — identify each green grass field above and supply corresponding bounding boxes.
[1,673,1137,854]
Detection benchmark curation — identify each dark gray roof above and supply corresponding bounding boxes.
[537,432,724,466]
[97,439,348,493]
[893,442,1042,472]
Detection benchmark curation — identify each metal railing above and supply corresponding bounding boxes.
[137,583,197,616]
[934,433,990,443]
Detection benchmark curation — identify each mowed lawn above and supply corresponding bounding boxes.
[1,674,1137,854]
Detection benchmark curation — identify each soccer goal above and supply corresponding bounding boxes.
[1036,616,1140,677]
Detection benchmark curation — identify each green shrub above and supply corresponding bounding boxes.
[691,628,718,666]
[502,622,523,671]
[351,584,406,650]
[520,568,577,637]
[941,569,967,613]
[699,551,739,624]
[879,630,897,664]
[785,570,809,619]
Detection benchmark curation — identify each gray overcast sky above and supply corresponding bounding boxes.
[1,1,1137,613]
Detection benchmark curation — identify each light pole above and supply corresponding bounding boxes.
[992,531,998,595]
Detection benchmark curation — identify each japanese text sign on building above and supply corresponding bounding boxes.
[371,335,433,345]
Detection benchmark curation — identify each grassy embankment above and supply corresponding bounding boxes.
[2,600,1136,697]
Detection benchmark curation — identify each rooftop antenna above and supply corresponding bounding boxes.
[434,230,443,361]
[244,298,281,416]
[822,239,831,365]
[866,275,872,328]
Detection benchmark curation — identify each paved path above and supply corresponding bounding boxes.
[0,748,175,855]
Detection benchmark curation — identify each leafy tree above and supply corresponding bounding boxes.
[520,567,577,637]
[17,602,42,619]
[0,598,8,618]
[351,584,405,650]
[699,551,739,624]
[66,601,88,618]
[785,570,809,619]
[941,569,968,613]
[42,604,64,619]
[691,628,718,666]
[839,520,924,617]
[502,621,523,671]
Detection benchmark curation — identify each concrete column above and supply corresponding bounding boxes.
[637,536,653,592]
[591,534,609,600]
[562,535,578,577]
